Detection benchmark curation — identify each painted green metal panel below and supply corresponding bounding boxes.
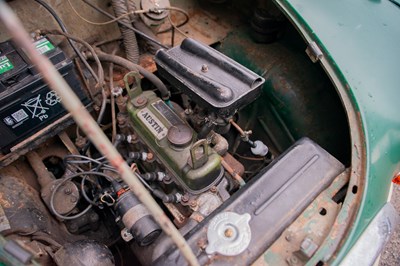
[273,0,400,263]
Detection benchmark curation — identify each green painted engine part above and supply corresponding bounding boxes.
[127,86,223,194]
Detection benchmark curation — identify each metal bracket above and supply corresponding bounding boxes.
[306,42,323,63]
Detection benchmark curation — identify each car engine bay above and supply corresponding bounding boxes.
[0,0,353,265]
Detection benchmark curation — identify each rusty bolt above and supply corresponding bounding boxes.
[137,97,146,105]
[189,200,197,208]
[181,194,189,203]
[64,188,72,195]
[210,186,217,193]
[197,238,207,250]
[201,64,208,73]
[147,152,154,161]
[224,228,234,238]
[117,114,127,125]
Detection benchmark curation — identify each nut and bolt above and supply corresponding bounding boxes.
[146,152,154,161]
[136,96,146,105]
[189,200,197,208]
[197,238,207,250]
[181,194,189,203]
[201,64,208,73]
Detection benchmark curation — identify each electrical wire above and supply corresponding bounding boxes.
[158,6,190,36]
[50,175,92,220]
[91,51,171,100]
[0,4,198,263]
[136,173,155,192]
[79,171,116,206]
[64,154,108,167]
[109,47,118,143]
[81,0,168,49]
[33,0,100,83]
[67,0,146,26]
[40,29,105,89]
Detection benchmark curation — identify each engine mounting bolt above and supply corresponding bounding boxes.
[224,228,234,238]
[210,186,217,193]
[189,200,197,208]
[64,188,72,195]
[181,194,189,203]
[201,64,208,73]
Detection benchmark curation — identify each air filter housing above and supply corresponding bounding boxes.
[155,38,265,117]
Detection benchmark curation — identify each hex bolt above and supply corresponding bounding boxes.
[197,238,207,250]
[64,188,72,195]
[189,200,197,208]
[137,97,146,105]
[181,194,189,203]
[201,64,208,73]
[146,152,154,161]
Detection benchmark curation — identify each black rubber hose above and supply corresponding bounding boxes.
[197,122,214,139]
[153,189,176,203]
[111,0,140,63]
[93,51,170,100]
[33,0,99,83]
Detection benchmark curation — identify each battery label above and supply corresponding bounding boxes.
[34,38,55,54]
[0,56,14,75]
[1,90,64,136]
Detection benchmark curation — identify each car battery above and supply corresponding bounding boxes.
[0,37,89,153]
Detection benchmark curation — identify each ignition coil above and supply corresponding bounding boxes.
[113,183,161,246]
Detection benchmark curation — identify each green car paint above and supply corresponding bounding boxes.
[271,0,400,264]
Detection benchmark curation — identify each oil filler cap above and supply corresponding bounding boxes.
[167,124,193,148]
[206,212,251,256]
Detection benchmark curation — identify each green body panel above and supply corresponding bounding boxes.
[270,0,400,263]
